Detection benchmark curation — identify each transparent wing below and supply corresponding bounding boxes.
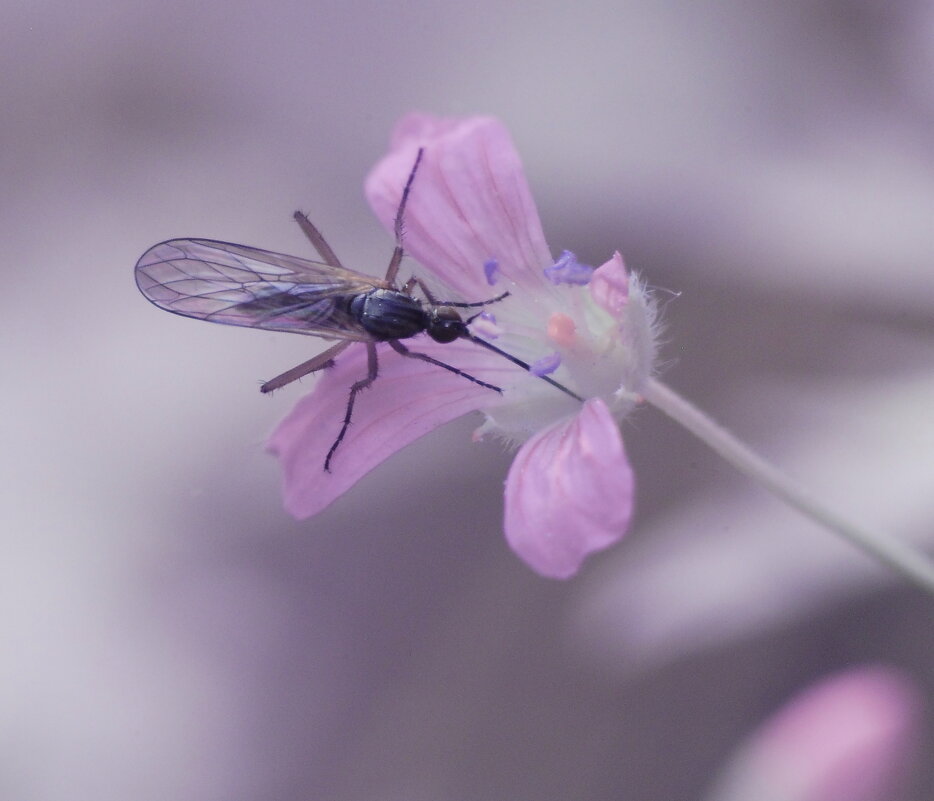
[135,238,388,339]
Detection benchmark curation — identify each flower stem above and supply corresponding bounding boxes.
[641,377,934,597]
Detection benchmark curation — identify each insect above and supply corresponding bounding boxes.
[135,149,582,471]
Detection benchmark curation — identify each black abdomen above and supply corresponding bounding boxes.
[352,289,428,340]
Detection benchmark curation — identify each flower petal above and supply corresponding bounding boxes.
[365,114,554,299]
[706,666,922,801]
[588,251,629,315]
[503,398,634,578]
[267,338,508,518]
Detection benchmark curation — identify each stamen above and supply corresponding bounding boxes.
[484,258,500,285]
[530,352,561,377]
[466,334,583,402]
[544,250,594,285]
[470,311,502,339]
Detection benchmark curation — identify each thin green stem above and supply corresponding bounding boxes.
[641,377,934,597]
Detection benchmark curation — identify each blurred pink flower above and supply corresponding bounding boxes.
[706,665,923,801]
[269,114,658,577]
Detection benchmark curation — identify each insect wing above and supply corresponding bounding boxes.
[135,238,384,339]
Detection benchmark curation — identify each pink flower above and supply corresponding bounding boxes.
[705,665,923,801]
[268,114,658,578]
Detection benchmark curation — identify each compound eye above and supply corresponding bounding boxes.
[427,306,465,343]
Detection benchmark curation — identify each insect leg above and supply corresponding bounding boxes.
[325,341,379,472]
[401,275,435,302]
[387,339,502,393]
[384,147,425,285]
[440,291,510,309]
[403,275,510,308]
[293,211,345,269]
[385,250,405,287]
[260,340,352,394]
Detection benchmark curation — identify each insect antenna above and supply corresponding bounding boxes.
[463,333,584,402]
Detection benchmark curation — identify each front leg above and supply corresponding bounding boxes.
[383,148,425,285]
[402,275,510,309]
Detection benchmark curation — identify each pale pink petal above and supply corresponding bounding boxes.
[503,398,634,578]
[388,113,464,149]
[589,251,629,315]
[707,666,922,801]
[365,114,554,299]
[267,338,510,518]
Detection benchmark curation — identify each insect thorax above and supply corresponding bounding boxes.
[352,289,429,340]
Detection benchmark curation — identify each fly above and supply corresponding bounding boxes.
[135,148,582,471]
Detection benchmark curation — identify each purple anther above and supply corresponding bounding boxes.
[484,258,500,286]
[470,311,502,339]
[543,250,595,285]
[529,352,562,377]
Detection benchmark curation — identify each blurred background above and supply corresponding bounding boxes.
[2,0,932,798]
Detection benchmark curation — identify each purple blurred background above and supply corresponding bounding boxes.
[2,1,932,798]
